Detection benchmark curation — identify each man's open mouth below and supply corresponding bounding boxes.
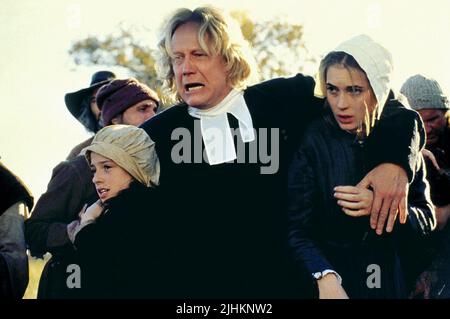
[185,83,205,92]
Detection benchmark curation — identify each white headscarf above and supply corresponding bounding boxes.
[315,34,394,120]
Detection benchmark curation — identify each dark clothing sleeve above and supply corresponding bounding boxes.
[0,161,33,215]
[398,155,436,237]
[287,147,335,275]
[249,73,324,156]
[25,157,96,258]
[365,98,426,182]
[274,80,425,179]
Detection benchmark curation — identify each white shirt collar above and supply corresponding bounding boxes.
[188,88,255,165]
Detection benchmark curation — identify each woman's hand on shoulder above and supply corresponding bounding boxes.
[334,185,373,217]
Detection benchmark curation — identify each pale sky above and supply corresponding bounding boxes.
[1,0,450,200]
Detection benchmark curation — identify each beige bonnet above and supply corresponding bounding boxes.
[82,125,160,187]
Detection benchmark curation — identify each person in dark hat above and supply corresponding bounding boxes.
[65,71,116,160]
[0,160,33,298]
[25,76,160,299]
[96,77,159,127]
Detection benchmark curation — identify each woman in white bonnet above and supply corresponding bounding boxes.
[68,124,162,298]
[287,35,435,299]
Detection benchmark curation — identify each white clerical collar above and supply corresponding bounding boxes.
[188,88,255,165]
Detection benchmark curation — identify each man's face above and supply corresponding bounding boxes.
[170,21,232,110]
[112,99,158,127]
[418,109,446,146]
[90,88,101,120]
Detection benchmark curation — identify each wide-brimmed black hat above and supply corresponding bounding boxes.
[64,71,116,120]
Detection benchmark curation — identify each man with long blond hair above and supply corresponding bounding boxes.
[141,6,425,298]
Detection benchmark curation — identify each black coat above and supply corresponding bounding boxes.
[287,102,435,298]
[141,75,425,298]
[424,124,450,206]
[416,120,450,298]
[74,184,164,298]
[0,161,33,215]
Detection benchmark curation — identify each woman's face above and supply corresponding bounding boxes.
[325,65,377,133]
[90,152,133,203]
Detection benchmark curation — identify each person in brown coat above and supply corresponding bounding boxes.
[25,77,159,298]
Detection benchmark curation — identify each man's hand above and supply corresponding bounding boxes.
[334,186,373,217]
[357,163,408,235]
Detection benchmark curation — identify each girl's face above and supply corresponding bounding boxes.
[90,152,133,203]
[325,65,377,134]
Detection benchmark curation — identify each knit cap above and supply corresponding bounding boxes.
[400,74,449,110]
[97,78,159,125]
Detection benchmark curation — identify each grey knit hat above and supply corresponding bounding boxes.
[400,74,449,111]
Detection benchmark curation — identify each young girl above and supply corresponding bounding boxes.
[288,35,435,299]
[69,125,161,298]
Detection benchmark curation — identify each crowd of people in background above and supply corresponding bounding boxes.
[1,5,449,299]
